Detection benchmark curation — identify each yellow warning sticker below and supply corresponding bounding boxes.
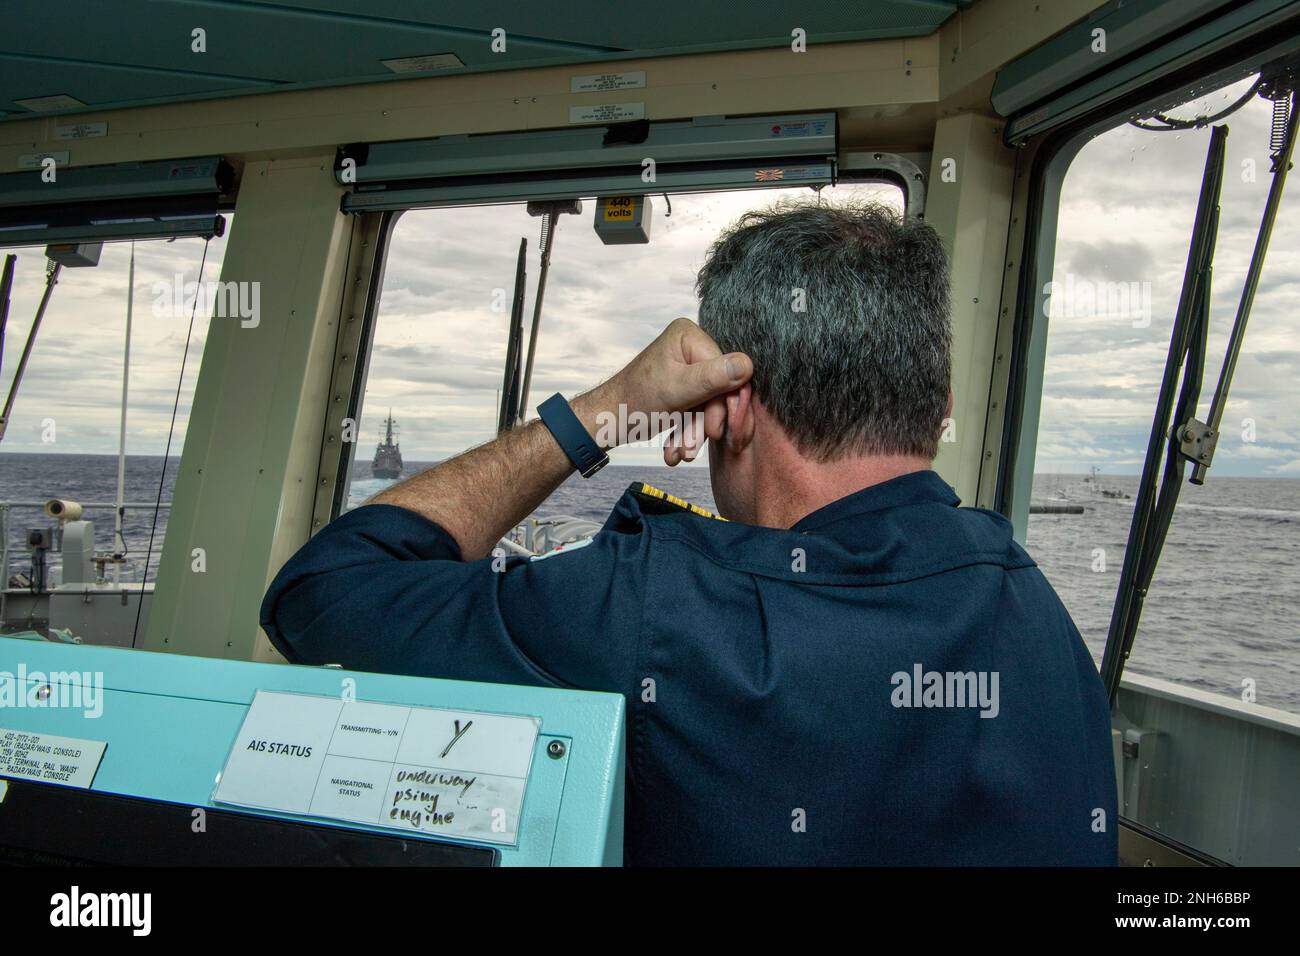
[603,196,638,221]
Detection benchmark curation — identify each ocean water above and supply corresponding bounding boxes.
[1026,473,1300,714]
[5,453,1298,712]
[1,452,179,585]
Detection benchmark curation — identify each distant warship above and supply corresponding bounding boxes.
[371,412,404,479]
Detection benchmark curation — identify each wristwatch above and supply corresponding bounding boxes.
[538,393,609,478]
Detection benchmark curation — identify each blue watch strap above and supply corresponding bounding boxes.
[538,393,609,478]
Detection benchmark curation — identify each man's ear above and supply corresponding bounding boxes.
[945,388,954,420]
[724,383,755,452]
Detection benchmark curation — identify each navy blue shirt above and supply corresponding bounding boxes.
[261,470,1117,865]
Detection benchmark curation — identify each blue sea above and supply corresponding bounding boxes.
[3,452,1298,712]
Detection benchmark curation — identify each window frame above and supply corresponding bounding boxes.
[996,27,1300,536]
[322,168,909,522]
[993,20,1300,864]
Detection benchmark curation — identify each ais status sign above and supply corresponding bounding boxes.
[212,690,540,846]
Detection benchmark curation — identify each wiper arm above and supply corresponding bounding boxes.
[497,238,528,434]
[1101,78,1299,703]
[1183,89,1298,483]
[1099,125,1226,704]
[0,257,61,444]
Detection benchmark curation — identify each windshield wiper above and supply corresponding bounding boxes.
[497,238,528,433]
[1099,125,1226,704]
[1185,85,1299,484]
[1100,78,1299,704]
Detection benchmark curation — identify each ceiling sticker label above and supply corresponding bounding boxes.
[54,122,107,140]
[569,102,645,125]
[0,728,106,789]
[753,165,831,182]
[570,71,646,94]
[768,118,832,138]
[17,151,69,170]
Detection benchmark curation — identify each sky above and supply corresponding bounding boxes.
[357,180,901,472]
[0,230,227,456]
[1036,77,1300,478]
[0,74,1296,484]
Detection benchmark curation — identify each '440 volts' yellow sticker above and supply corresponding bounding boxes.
[603,196,637,221]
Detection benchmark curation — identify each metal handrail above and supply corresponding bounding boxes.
[1,500,172,509]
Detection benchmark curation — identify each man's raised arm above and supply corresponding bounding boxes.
[368,317,751,557]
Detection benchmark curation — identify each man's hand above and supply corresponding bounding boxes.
[371,318,751,558]
[585,317,752,465]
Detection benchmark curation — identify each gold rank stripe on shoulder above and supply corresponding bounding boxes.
[633,482,728,521]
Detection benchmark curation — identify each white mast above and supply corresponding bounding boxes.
[113,242,134,585]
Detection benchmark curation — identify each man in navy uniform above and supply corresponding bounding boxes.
[261,201,1117,866]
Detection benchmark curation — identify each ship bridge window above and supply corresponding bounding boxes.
[0,226,232,642]
[336,180,902,530]
[1008,66,1300,864]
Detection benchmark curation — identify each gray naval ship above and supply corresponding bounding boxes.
[371,412,404,480]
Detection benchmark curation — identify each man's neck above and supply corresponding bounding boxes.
[750,446,932,529]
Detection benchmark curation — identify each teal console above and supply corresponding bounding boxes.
[0,636,625,866]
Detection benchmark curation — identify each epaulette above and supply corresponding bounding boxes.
[632,482,728,521]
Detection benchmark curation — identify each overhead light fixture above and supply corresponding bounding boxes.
[13,94,87,112]
[380,53,465,74]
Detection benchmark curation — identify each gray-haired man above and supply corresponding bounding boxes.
[262,201,1118,866]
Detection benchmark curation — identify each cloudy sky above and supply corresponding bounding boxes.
[1038,77,1300,478]
[1,74,1296,485]
[1,230,228,456]
[357,180,900,472]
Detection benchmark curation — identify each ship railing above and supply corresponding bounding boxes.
[0,500,171,621]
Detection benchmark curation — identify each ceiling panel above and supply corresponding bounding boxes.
[2,0,965,122]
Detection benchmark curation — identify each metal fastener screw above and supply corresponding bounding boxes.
[546,740,566,759]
